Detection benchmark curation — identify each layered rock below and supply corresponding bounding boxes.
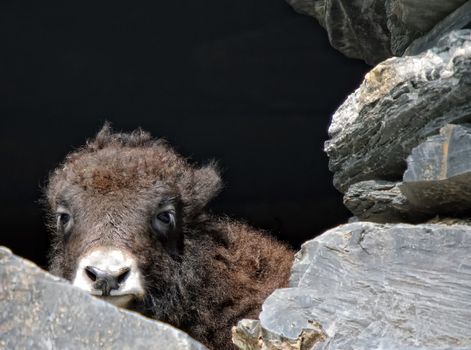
[234,9,471,349]
[386,0,468,55]
[400,123,471,215]
[344,123,471,222]
[325,30,471,194]
[343,180,425,223]
[285,0,468,64]
[405,0,471,55]
[233,222,471,349]
[286,0,392,65]
[0,246,207,350]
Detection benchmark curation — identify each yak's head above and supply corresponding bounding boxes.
[45,124,221,311]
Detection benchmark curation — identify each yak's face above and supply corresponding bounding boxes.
[50,183,183,309]
[46,126,221,311]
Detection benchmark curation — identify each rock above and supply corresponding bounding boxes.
[343,142,471,219]
[284,0,466,65]
[402,124,471,181]
[325,30,471,193]
[343,180,428,223]
[386,0,468,55]
[232,319,263,350]
[0,246,207,350]
[232,317,326,350]
[234,222,471,349]
[400,124,471,214]
[405,0,471,56]
[284,0,326,26]
[427,216,471,225]
[286,0,392,65]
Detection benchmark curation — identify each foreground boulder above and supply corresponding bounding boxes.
[233,222,471,349]
[0,246,207,350]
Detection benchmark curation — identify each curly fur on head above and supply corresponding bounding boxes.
[48,123,222,219]
[45,123,293,350]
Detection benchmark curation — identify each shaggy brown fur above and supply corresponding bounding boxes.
[45,124,294,349]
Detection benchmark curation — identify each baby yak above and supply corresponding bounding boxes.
[45,125,294,349]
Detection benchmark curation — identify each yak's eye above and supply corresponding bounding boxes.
[56,210,73,236]
[151,206,182,257]
[157,212,171,224]
[151,210,175,234]
[58,213,70,226]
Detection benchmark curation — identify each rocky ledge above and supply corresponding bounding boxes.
[233,222,471,349]
[0,246,207,350]
[326,30,471,223]
[326,30,471,195]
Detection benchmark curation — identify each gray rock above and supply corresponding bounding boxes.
[0,246,207,350]
[325,30,471,193]
[343,180,428,223]
[400,124,471,214]
[405,0,471,56]
[284,0,466,65]
[386,0,468,55]
[285,0,326,27]
[234,222,471,349]
[286,0,392,65]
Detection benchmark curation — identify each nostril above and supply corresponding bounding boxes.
[117,267,131,284]
[85,266,98,282]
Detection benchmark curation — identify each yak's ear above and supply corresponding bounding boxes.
[187,163,222,213]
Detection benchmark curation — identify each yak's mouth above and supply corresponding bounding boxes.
[94,293,136,308]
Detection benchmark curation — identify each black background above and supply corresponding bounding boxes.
[0,2,368,268]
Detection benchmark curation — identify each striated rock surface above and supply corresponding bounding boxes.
[386,0,468,55]
[325,30,471,193]
[0,246,207,350]
[233,222,471,349]
[284,0,466,64]
[343,180,428,223]
[286,0,392,65]
[271,4,471,350]
[344,130,471,221]
[400,124,471,214]
[405,0,471,56]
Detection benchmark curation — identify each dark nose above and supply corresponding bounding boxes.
[84,266,131,296]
